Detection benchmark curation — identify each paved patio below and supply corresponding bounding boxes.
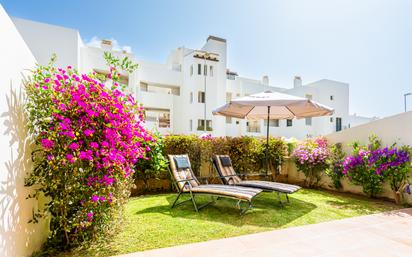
[117,208,412,257]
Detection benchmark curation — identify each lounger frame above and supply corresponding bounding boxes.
[210,158,293,207]
[167,166,255,215]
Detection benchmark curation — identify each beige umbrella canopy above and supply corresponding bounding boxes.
[213,91,334,120]
[213,90,334,174]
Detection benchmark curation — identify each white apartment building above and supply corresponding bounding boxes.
[11,16,373,139]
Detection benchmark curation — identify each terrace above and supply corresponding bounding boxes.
[1,3,412,257]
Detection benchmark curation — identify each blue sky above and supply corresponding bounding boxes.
[2,0,411,117]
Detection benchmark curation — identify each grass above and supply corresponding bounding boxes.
[62,189,399,257]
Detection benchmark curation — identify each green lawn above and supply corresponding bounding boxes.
[63,189,399,257]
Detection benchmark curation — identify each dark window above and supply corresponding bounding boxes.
[330,95,334,101]
[198,91,205,103]
[197,64,201,75]
[305,117,312,126]
[264,119,279,127]
[287,119,293,127]
[197,119,212,131]
[336,117,342,132]
[204,65,207,76]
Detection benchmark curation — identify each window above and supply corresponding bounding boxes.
[330,95,334,101]
[198,91,205,103]
[264,119,279,127]
[287,119,293,127]
[210,65,213,77]
[190,92,193,103]
[197,119,212,131]
[227,74,236,80]
[190,119,193,131]
[145,108,170,128]
[305,117,312,126]
[204,65,207,76]
[226,117,232,124]
[247,121,261,133]
[226,92,232,103]
[305,94,313,100]
[236,120,240,125]
[330,117,334,123]
[190,65,193,76]
[197,64,201,75]
[336,117,342,132]
[206,120,212,131]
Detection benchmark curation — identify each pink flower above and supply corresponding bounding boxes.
[90,142,99,149]
[84,129,94,137]
[91,195,99,202]
[41,138,54,150]
[68,142,79,150]
[66,154,75,163]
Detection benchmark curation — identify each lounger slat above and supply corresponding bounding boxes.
[236,181,300,194]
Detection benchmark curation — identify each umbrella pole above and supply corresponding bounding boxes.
[266,106,270,176]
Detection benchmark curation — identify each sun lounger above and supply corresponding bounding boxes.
[211,155,301,206]
[168,154,262,214]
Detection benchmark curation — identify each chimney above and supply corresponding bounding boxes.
[262,75,269,85]
[101,39,113,50]
[294,76,302,88]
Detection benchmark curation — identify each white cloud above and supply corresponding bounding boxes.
[86,36,132,53]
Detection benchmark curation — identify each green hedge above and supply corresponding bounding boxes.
[163,135,287,176]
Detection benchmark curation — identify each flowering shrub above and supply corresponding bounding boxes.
[24,54,154,248]
[381,146,411,200]
[133,132,168,192]
[325,143,346,189]
[292,138,330,187]
[163,135,286,176]
[343,135,411,199]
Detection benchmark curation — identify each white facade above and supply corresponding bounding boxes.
[348,113,379,128]
[12,17,367,139]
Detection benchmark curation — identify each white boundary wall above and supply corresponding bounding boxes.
[0,5,49,257]
[325,111,412,151]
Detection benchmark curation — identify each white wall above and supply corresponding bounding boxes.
[326,111,412,151]
[0,5,49,257]
[12,17,82,69]
[349,114,378,128]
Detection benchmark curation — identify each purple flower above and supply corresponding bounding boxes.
[91,195,99,202]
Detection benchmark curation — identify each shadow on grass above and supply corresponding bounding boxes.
[134,192,317,229]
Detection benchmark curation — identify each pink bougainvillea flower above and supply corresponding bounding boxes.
[91,195,99,202]
[84,129,94,137]
[90,142,99,149]
[68,142,80,150]
[41,138,54,150]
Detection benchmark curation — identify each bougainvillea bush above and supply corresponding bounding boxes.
[343,136,411,200]
[292,138,330,188]
[24,54,154,249]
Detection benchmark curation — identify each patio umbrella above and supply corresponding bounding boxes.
[213,91,334,175]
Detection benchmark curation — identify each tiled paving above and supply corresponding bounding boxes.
[116,208,412,257]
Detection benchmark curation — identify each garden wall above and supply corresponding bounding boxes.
[0,5,49,257]
[283,111,412,203]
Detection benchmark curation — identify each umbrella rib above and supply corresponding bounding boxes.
[285,106,296,117]
[243,106,255,118]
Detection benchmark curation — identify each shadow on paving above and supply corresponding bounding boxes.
[134,192,317,229]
